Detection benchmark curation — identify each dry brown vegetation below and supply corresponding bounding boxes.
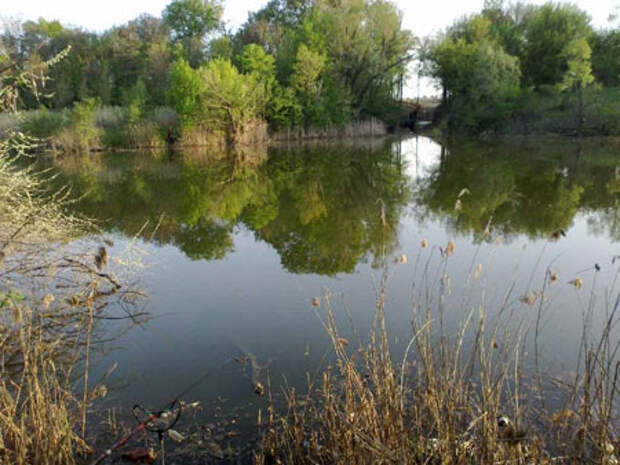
[0,54,146,464]
[0,142,146,464]
[257,252,619,465]
[270,119,387,142]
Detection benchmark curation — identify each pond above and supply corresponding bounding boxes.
[44,135,620,458]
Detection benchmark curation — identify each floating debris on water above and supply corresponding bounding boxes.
[311,297,320,307]
[205,441,224,459]
[497,415,512,429]
[426,437,439,452]
[421,239,427,248]
[337,337,349,347]
[399,254,407,264]
[595,263,601,271]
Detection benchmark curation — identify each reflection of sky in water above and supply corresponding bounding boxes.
[401,135,442,179]
[77,137,619,427]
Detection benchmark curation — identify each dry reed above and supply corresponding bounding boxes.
[257,247,619,465]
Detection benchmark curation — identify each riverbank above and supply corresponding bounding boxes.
[0,105,388,155]
[433,86,620,137]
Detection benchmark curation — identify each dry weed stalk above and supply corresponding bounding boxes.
[257,248,619,465]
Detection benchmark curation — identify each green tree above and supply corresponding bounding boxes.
[560,37,594,135]
[522,3,592,87]
[166,57,205,128]
[561,37,594,91]
[430,24,520,132]
[590,29,620,86]
[163,0,221,41]
[238,44,276,78]
[200,58,266,142]
[163,0,222,66]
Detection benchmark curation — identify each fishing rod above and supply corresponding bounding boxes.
[89,370,209,465]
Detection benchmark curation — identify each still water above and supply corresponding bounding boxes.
[47,135,620,454]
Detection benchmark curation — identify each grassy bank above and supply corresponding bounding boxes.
[434,87,620,137]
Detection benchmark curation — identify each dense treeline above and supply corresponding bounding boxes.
[2,0,619,144]
[0,0,414,147]
[426,0,620,135]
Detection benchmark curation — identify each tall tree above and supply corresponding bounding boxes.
[522,3,592,87]
[163,0,223,66]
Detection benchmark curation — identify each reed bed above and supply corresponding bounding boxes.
[270,119,387,141]
[257,246,619,465]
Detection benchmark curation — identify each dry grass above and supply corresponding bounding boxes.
[0,139,145,464]
[257,248,619,465]
[270,119,387,142]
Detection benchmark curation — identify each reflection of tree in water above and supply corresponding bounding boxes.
[586,171,620,242]
[414,139,619,241]
[46,141,411,275]
[251,147,409,274]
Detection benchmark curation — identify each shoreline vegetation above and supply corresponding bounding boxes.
[1,0,619,464]
[0,106,389,154]
[0,0,619,157]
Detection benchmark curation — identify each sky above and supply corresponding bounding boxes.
[2,0,618,96]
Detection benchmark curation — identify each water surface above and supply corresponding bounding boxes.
[47,136,620,454]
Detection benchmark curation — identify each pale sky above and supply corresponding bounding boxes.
[2,0,618,96]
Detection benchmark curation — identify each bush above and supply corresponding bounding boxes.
[20,108,69,138]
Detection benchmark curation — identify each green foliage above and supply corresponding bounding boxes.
[1,0,414,135]
[590,29,620,86]
[70,98,99,134]
[208,35,233,60]
[238,44,276,78]
[163,0,223,66]
[124,78,149,123]
[290,44,325,97]
[426,1,614,135]
[163,0,222,41]
[267,84,302,129]
[166,58,205,128]
[20,108,69,138]
[200,58,266,138]
[431,29,521,132]
[522,3,592,87]
[560,37,594,91]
